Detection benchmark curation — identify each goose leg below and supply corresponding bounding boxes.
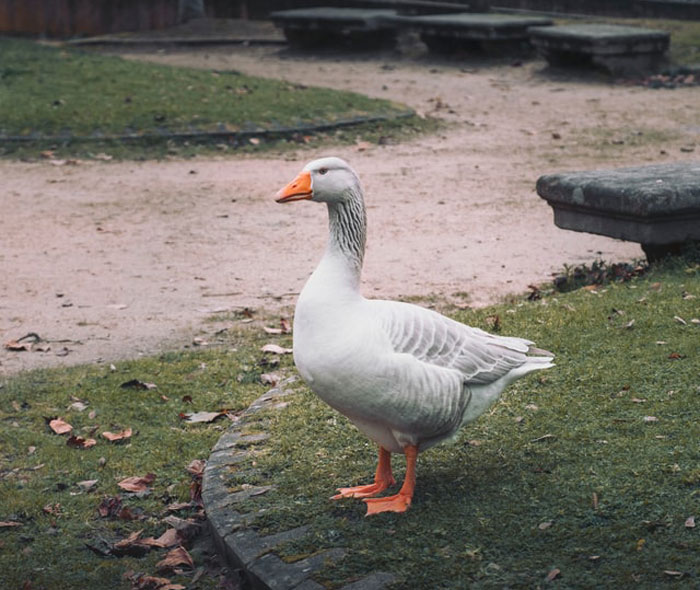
[332,446,396,499]
[363,444,417,515]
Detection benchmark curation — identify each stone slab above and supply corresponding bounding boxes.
[390,13,553,41]
[529,23,670,76]
[536,162,700,259]
[270,8,397,29]
[270,7,399,49]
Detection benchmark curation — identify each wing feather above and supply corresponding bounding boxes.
[371,299,541,385]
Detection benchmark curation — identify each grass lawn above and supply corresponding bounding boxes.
[1,256,698,589]
[0,37,426,159]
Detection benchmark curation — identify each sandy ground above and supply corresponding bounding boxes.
[2,43,698,375]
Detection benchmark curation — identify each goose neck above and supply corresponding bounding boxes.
[325,195,366,277]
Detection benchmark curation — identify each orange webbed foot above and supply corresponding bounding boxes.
[331,479,395,500]
[363,493,412,516]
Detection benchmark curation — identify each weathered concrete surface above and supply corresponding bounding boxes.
[270,8,399,49]
[537,162,700,260]
[529,23,670,75]
[202,377,396,590]
[390,12,552,53]
[392,12,552,40]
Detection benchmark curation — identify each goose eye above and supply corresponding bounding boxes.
[318,167,328,175]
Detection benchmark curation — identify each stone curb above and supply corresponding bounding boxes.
[0,112,415,146]
[66,36,286,47]
[202,377,395,590]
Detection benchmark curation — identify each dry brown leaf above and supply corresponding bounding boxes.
[102,428,133,442]
[156,546,194,572]
[66,435,97,449]
[118,473,156,493]
[76,479,98,492]
[142,528,181,548]
[545,568,561,582]
[0,521,22,527]
[48,417,73,435]
[280,317,292,333]
[261,343,293,354]
[685,516,696,529]
[120,379,157,390]
[260,372,280,386]
[186,459,205,476]
[181,411,224,424]
[263,326,283,335]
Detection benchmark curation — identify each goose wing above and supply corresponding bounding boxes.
[371,299,549,385]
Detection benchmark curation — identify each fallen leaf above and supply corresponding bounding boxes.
[156,546,194,572]
[128,573,185,590]
[112,529,151,557]
[43,503,62,515]
[685,516,696,529]
[355,140,372,152]
[263,326,283,335]
[261,343,292,354]
[165,502,192,513]
[668,352,684,360]
[260,372,280,386]
[4,337,34,351]
[68,401,89,412]
[663,570,684,578]
[102,428,133,442]
[674,315,687,325]
[142,528,181,548]
[186,459,205,476]
[48,417,73,435]
[118,473,156,493]
[531,434,555,443]
[66,435,97,448]
[120,379,157,390]
[0,521,22,527]
[545,568,561,582]
[97,495,123,518]
[76,479,98,492]
[643,416,659,423]
[538,521,553,530]
[280,318,292,333]
[181,411,224,424]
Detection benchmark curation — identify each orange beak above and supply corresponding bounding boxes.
[275,170,313,203]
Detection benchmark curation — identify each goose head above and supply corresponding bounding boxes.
[275,157,361,205]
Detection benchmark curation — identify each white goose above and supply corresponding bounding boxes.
[276,156,554,515]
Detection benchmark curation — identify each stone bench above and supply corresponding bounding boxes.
[536,162,700,261]
[389,12,553,54]
[528,23,670,76]
[269,7,399,49]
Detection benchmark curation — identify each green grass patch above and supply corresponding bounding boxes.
[1,260,697,589]
[238,259,700,589]
[0,37,426,159]
[0,324,291,589]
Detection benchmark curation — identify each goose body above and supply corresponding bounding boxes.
[276,156,554,514]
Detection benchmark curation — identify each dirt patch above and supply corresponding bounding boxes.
[2,44,698,374]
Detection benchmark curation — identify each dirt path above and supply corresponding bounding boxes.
[2,45,698,375]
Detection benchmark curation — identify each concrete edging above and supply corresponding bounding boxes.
[202,377,395,590]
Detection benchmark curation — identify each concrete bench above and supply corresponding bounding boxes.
[529,23,670,76]
[536,162,700,261]
[389,13,553,54]
[269,7,399,49]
